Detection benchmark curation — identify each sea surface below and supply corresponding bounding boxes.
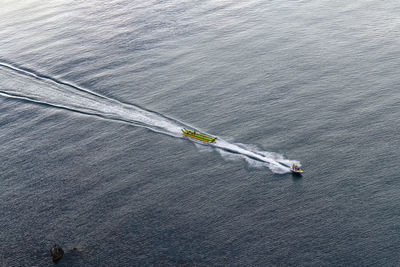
[1,0,400,266]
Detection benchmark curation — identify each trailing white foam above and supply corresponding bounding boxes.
[0,63,299,174]
[211,139,293,173]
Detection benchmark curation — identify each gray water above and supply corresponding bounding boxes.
[1,0,400,266]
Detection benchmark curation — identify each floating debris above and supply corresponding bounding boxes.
[50,244,64,262]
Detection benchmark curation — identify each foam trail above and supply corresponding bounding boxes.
[211,140,298,174]
[0,63,299,174]
[0,63,183,137]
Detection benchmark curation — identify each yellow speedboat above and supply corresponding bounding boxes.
[181,128,216,143]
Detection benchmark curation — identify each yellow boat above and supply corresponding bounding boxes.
[181,128,216,143]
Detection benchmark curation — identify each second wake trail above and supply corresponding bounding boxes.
[0,63,297,174]
[0,63,183,137]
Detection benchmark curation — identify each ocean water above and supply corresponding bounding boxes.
[1,0,400,266]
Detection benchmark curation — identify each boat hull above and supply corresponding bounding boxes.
[290,169,303,174]
[181,128,216,143]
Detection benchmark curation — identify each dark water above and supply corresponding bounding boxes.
[1,0,400,266]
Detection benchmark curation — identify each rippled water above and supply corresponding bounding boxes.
[1,0,400,266]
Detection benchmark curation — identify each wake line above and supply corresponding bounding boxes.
[0,63,299,174]
[0,90,181,136]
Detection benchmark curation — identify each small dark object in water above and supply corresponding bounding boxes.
[50,244,64,262]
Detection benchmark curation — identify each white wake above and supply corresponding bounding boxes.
[0,63,299,174]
